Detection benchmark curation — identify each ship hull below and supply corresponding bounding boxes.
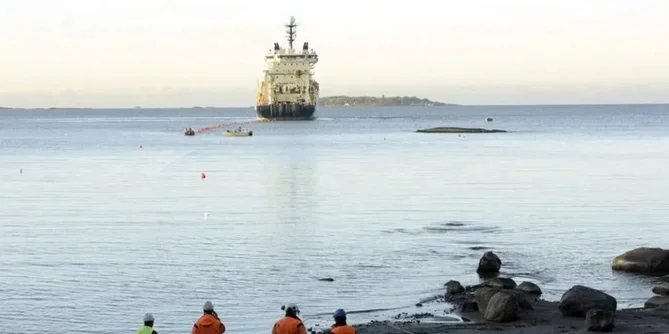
[255,103,316,121]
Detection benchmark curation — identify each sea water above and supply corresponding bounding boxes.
[1,104,668,333]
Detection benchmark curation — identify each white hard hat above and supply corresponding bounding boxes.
[203,301,214,312]
[283,303,300,313]
[143,313,154,322]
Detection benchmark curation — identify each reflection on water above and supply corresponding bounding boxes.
[263,151,317,226]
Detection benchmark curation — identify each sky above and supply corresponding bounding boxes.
[1,0,668,108]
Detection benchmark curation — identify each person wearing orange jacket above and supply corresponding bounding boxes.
[330,309,356,334]
[272,303,306,334]
[192,301,226,334]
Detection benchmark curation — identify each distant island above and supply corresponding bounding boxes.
[319,95,457,107]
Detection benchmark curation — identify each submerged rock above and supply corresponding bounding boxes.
[416,127,508,134]
[585,308,615,332]
[559,285,617,317]
[516,281,542,295]
[318,278,335,282]
[477,251,502,274]
[612,247,669,275]
[484,292,519,322]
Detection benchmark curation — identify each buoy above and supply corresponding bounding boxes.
[138,144,143,148]
[204,212,208,220]
[201,172,206,180]
[20,168,23,174]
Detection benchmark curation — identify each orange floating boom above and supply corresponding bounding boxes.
[192,119,264,134]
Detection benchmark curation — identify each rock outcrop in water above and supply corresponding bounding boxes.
[476,251,502,274]
[445,280,465,295]
[612,247,669,275]
[416,127,507,133]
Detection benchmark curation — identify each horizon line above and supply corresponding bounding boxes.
[2,102,669,110]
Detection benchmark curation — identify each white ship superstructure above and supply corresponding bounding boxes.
[255,16,319,120]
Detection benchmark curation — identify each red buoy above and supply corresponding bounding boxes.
[201,172,206,180]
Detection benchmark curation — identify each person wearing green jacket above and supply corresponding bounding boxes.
[135,313,158,334]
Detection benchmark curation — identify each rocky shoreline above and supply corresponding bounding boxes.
[315,248,669,334]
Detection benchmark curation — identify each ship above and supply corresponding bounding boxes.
[255,16,320,121]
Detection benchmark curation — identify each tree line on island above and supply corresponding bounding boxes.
[319,95,457,107]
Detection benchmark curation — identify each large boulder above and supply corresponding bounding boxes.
[652,283,669,296]
[516,281,542,295]
[483,277,517,289]
[484,292,519,322]
[558,285,617,317]
[475,287,532,314]
[612,247,669,275]
[445,280,465,295]
[504,289,534,310]
[475,287,501,314]
[585,308,615,332]
[477,251,502,274]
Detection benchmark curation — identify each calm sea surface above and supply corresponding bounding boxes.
[1,105,668,334]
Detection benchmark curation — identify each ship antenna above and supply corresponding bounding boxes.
[285,16,297,49]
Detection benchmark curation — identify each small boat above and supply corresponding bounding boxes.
[485,117,493,122]
[223,127,253,137]
[184,128,195,136]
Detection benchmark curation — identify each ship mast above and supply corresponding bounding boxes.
[285,16,297,49]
